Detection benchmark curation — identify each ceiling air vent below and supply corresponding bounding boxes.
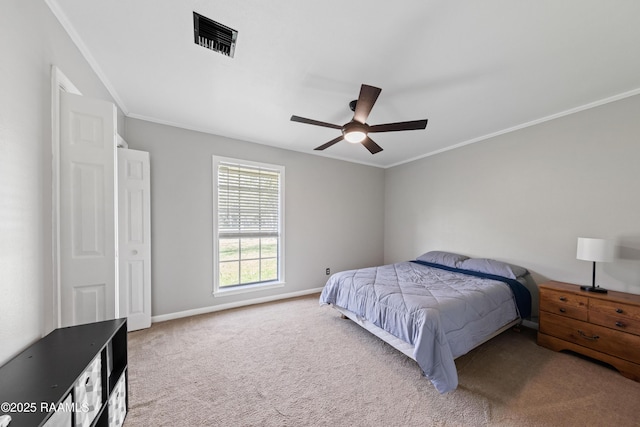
[193,12,237,57]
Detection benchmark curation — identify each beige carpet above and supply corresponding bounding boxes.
[125,295,640,426]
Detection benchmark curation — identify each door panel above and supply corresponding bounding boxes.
[60,92,117,327]
[118,149,152,331]
[127,261,145,314]
[73,284,107,325]
[71,162,105,256]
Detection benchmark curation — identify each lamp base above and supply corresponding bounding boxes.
[580,285,608,294]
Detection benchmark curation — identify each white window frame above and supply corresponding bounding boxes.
[212,156,285,297]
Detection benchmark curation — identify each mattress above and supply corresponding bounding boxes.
[319,260,528,393]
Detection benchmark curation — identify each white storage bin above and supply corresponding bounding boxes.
[74,355,102,427]
[107,371,127,427]
[43,394,73,427]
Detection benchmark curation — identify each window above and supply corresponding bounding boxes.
[213,156,284,295]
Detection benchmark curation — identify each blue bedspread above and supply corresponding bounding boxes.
[319,261,530,393]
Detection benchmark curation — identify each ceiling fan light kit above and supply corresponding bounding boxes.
[343,122,367,143]
[291,84,428,154]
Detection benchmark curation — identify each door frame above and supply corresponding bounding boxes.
[50,66,82,331]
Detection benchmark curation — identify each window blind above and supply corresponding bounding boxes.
[217,162,280,238]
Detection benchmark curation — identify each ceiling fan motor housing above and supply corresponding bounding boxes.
[342,121,368,143]
[343,120,367,133]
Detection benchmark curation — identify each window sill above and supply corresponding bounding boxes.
[213,281,285,298]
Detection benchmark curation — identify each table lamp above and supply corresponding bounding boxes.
[576,237,613,293]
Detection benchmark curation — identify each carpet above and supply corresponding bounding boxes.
[124,294,640,426]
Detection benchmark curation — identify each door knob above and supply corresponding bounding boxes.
[131,250,138,255]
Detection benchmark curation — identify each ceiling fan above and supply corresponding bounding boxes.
[290,84,428,154]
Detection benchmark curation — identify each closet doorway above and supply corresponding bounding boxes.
[52,66,151,331]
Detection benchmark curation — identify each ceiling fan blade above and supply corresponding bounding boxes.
[361,136,383,154]
[291,115,342,130]
[368,119,428,133]
[314,135,344,151]
[353,84,382,124]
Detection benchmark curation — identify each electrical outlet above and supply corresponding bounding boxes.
[325,267,331,275]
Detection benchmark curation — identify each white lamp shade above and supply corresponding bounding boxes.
[576,238,614,262]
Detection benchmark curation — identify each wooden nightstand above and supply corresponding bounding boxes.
[537,281,640,382]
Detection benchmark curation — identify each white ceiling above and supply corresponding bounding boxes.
[48,0,640,168]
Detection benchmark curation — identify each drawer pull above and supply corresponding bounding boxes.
[559,297,567,302]
[616,308,623,314]
[615,321,625,328]
[577,330,599,341]
[559,308,566,313]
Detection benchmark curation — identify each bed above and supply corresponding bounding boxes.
[319,251,532,393]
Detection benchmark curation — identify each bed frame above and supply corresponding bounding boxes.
[333,305,521,361]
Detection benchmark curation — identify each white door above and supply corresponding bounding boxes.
[118,148,152,331]
[59,92,118,327]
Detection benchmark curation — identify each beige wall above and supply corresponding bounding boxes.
[385,93,640,318]
[125,118,385,317]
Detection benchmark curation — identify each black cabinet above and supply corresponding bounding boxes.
[0,319,128,427]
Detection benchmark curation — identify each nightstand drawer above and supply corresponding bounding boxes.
[540,312,640,365]
[539,288,588,321]
[589,299,640,336]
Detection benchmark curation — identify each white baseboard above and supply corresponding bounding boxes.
[151,287,324,323]
[522,319,538,330]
